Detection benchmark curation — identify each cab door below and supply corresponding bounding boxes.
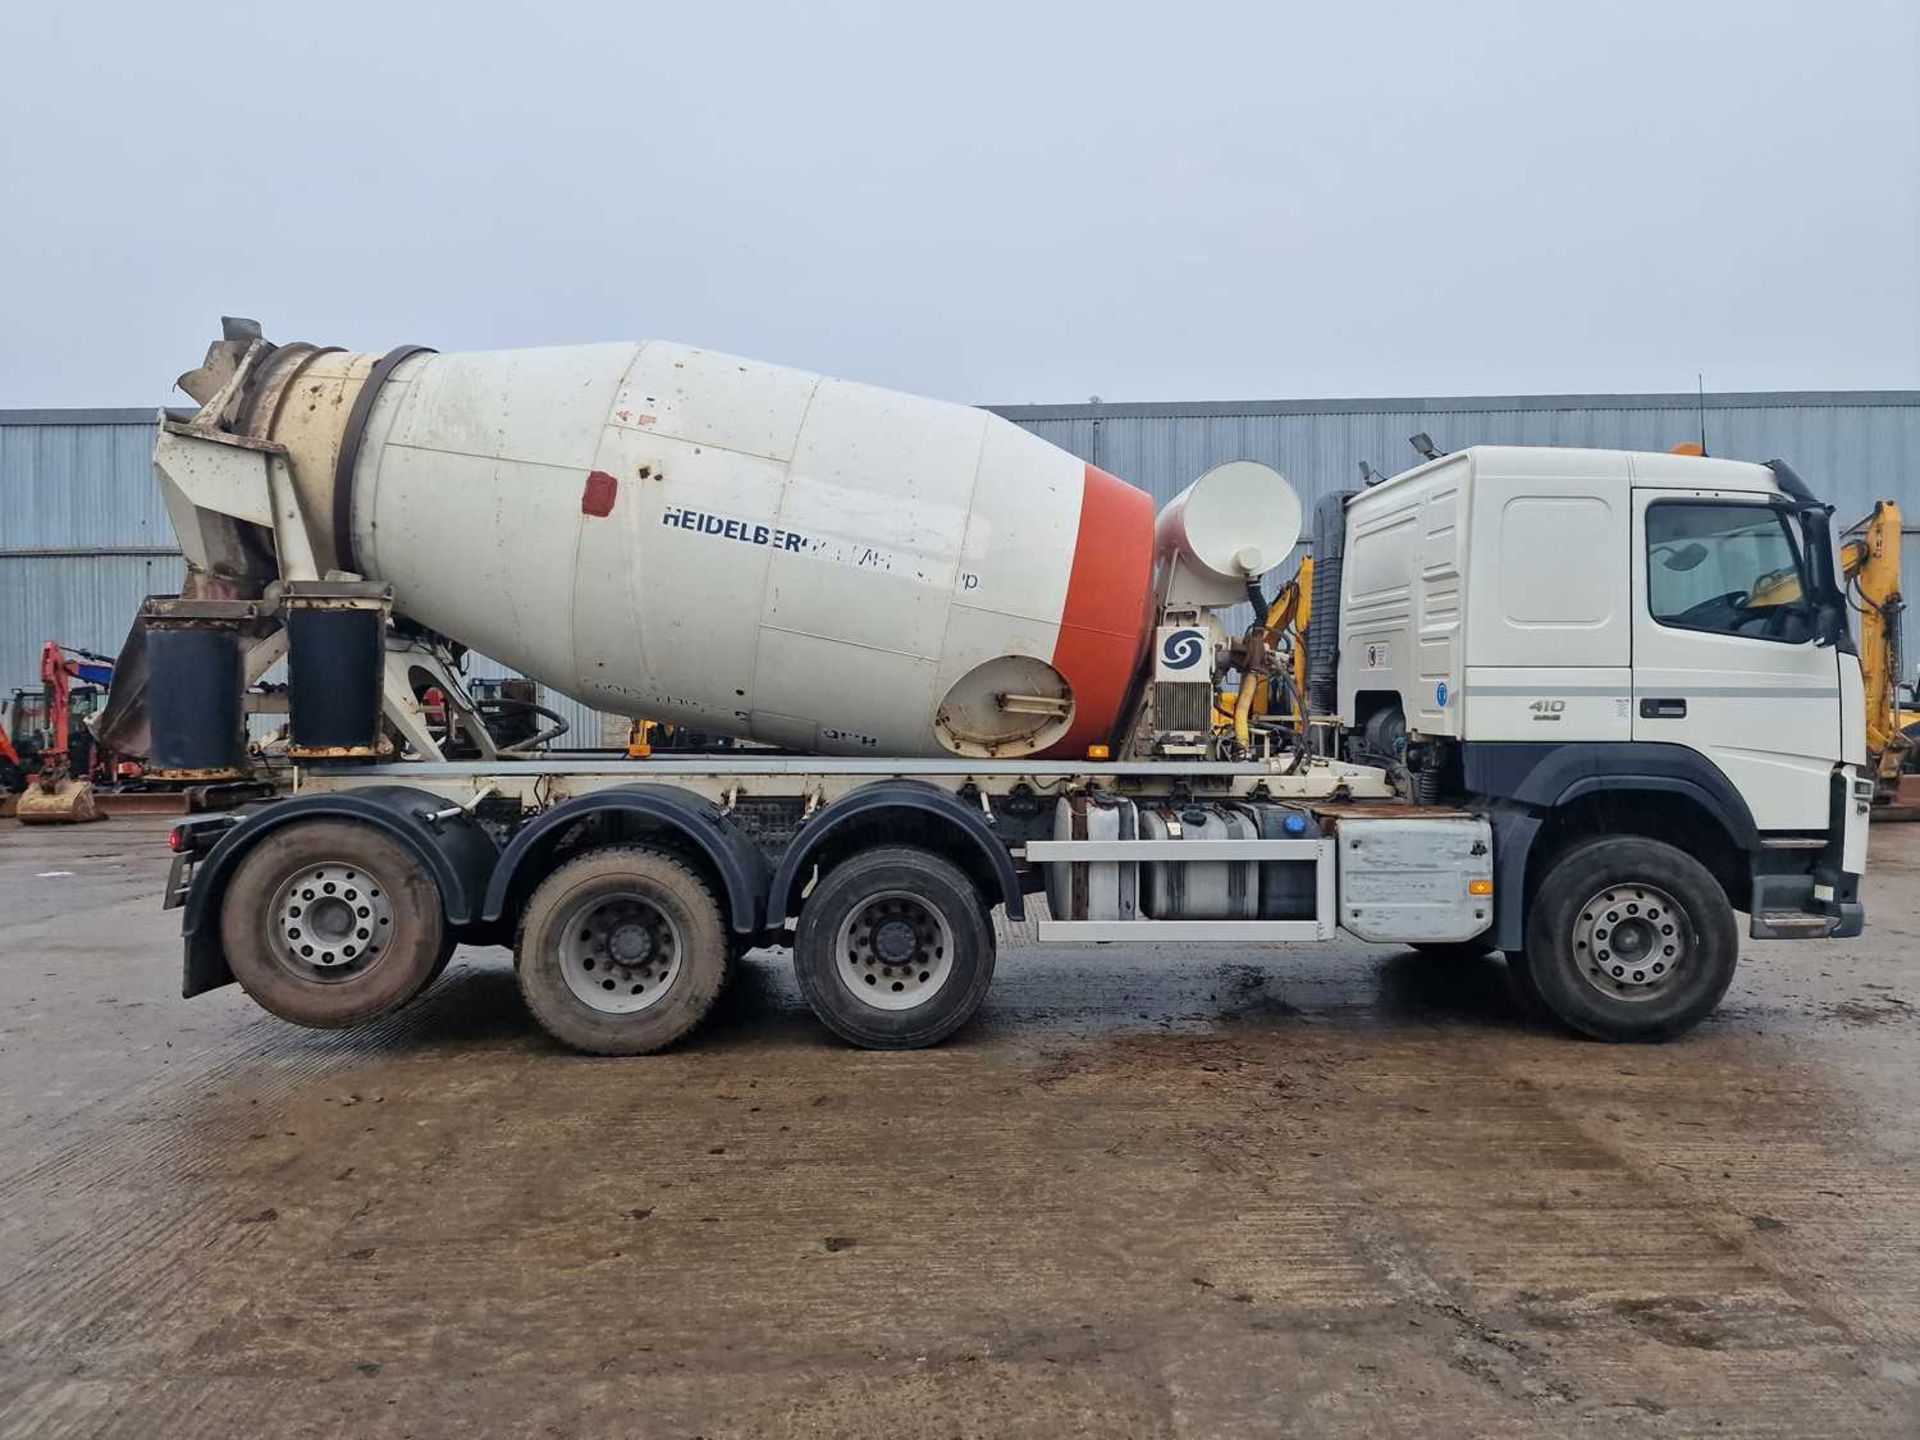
[1630,488,1842,831]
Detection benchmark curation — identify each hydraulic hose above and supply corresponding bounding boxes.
[1233,582,1301,752]
[476,697,572,755]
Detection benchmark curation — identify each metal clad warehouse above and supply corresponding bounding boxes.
[4,392,1916,744]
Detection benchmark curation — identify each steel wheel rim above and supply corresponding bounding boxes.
[1572,881,1690,1002]
[557,890,684,1014]
[269,861,395,983]
[833,889,954,1011]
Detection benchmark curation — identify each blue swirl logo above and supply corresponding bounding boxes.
[1161,629,1205,670]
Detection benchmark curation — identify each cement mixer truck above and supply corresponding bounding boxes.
[130,320,1869,1054]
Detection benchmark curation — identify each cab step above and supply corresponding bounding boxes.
[1750,912,1836,940]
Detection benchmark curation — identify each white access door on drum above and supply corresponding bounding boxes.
[1630,488,1843,832]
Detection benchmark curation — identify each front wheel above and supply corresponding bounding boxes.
[793,846,996,1050]
[1523,836,1739,1042]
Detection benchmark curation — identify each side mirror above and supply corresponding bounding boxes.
[1796,506,1854,654]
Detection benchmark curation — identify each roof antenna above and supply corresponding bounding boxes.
[1697,372,1708,457]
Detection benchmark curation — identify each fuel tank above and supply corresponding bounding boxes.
[188,334,1157,758]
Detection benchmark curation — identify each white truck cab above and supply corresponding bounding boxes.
[1329,444,1868,958]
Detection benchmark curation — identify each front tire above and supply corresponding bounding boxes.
[793,846,996,1050]
[514,846,729,1055]
[1523,836,1738,1042]
[219,820,447,1028]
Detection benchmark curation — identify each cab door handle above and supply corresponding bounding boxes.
[1638,697,1687,719]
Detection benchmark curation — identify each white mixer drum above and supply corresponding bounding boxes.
[342,342,1157,758]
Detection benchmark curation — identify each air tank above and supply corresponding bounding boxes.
[184,333,1158,759]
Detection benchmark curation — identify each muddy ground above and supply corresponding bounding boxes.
[0,816,1915,1438]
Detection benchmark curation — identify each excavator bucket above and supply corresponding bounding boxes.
[15,777,101,825]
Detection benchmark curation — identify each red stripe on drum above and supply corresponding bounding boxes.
[1044,464,1156,757]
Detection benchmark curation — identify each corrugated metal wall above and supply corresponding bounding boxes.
[0,414,184,711]
[994,392,1920,647]
[0,411,615,746]
[5,393,1917,744]
[994,392,1920,522]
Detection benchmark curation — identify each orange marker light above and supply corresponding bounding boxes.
[1086,743,1112,760]
[1468,879,1494,896]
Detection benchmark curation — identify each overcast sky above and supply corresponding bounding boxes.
[2,1,1915,408]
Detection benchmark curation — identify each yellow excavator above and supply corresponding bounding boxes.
[1761,498,1917,803]
[1840,500,1916,805]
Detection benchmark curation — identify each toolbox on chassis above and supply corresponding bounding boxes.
[129,322,1866,1054]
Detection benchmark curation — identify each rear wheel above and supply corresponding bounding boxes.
[219,820,446,1028]
[793,846,995,1050]
[515,846,729,1055]
[1523,836,1738,1041]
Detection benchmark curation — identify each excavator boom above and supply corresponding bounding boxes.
[1842,501,1911,805]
